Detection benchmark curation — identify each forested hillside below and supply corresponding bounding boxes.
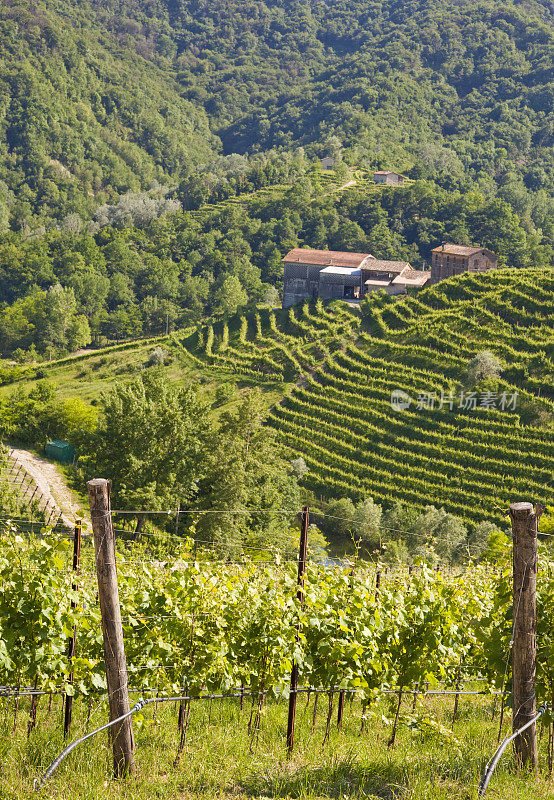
[0,0,219,227]
[1,173,552,358]
[0,0,553,230]
[0,0,552,361]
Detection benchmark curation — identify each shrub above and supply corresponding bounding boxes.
[468,350,502,384]
[147,347,168,367]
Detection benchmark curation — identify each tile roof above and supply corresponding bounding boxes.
[362,260,410,274]
[282,248,374,268]
[431,243,484,256]
[373,170,404,176]
[392,270,431,286]
[364,279,393,286]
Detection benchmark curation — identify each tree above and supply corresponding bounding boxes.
[433,513,467,563]
[67,315,91,351]
[408,506,467,563]
[55,397,98,448]
[324,497,356,538]
[323,134,342,161]
[178,175,212,210]
[290,457,308,479]
[194,390,301,555]
[89,370,212,528]
[1,382,57,446]
[0,200,9,234]
[468,350,502,384]
[467,521,497,560]
[265,248,283,282]
[39,284,78,352]
[147,347,168,366]
[383,502,419,539]
[68,269,110,320]
[213,275,248,318]
[352,498,382,549]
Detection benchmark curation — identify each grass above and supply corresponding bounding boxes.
[0,336,289,416]
[2,690,553,799]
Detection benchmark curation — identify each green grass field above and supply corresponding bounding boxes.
[2,689,552,799]
[0,333,287,415]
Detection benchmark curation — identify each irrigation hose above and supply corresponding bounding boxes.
[35,686,531,792]
[34,698,148,790]
[34,687,314,790]
[478,703,547,797]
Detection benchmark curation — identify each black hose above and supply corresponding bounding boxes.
[478,704,547,797]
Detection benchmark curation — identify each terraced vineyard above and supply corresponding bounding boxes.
[178,268,554,528]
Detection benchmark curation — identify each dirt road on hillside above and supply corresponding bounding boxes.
[7,447,90,530]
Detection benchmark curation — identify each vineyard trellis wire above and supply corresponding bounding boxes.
[34,682,512,791]
[0,491,548,792]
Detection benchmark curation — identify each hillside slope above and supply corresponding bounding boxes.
[5,269,552,528]
[0,0,218,226]
[180,268,554,527]
[0,0,552,228]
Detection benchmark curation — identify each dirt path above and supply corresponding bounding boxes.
[337,179,357,191]
[321,179,357,199]
[7,447,90,530]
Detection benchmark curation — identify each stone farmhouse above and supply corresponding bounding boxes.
[320,156,336,170]
[282,248,430,308]
[431,243,498,284]
[373,170,406,186]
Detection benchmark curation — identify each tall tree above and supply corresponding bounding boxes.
[89,370,212,529]
[194,390,301,555]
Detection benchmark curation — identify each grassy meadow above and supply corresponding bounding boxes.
[1,689,552,800]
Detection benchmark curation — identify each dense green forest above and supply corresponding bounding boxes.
[0,171,552,357]
[0,0,552,358]
[0,0,553,228]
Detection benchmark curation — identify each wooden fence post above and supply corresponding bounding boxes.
[510,501,538,772]
[64,519,82,738]
[336,690,345,730]
[286,506,309,755]
[87,479,135,777]
[337,563,355,730]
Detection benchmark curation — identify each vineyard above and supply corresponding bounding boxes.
[176,268,554,529]
[0,507,553,798]
[0,523,501,701]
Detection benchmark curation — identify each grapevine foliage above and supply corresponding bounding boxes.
[0,528,533,713]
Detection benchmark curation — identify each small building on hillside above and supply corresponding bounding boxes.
[390,268,431,293]
[373,170,406,186]
[282,248,430,307]
[321,156,336,170]
[319,266,364,301]
[364,263,430,296]
[430,243,498,284]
